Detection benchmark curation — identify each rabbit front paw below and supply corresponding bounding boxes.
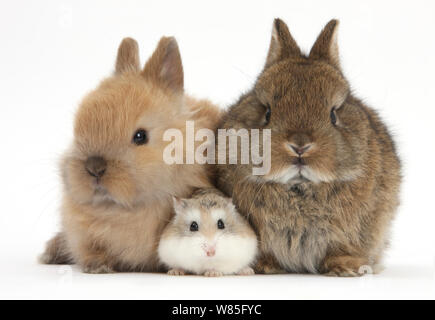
[321,255,369,277]
[254,254,286,274]
[82,264,115,274]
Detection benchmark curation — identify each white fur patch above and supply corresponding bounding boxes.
[158,233,257,275]
[265,166,300,184]
[263,165,336,184]
[210,209,226,222]
[184,208,201,222]
[300,167,334,183]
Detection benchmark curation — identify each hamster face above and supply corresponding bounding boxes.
[158,197,258,274]
[61,37,187,208]
[227,20,369,185]
[177,207,232,258]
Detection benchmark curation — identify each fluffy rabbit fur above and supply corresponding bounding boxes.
[40,36,221,273]
[216,19,401,276]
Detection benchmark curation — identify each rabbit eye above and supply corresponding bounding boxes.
[265,105,271,125]
[132,129,148,145]
[217,219,225,229]
[330,107,337,126]
[190,221,199,232]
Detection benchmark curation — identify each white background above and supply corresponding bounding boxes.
[0,0,434,299]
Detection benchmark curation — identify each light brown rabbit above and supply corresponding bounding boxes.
[39,36,221,273]
[216,19,401,276]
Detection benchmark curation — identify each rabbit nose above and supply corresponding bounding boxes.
[85,156,107,178]
[289,144,312,156]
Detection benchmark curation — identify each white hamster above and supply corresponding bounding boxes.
[158,189,258,276]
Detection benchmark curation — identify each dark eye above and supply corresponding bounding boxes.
[190,221,199,232]
[330,107,337,126]
[265,105,271,125]
[217,219,225,229]
[132,129,148,145]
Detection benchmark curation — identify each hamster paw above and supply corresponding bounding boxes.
[167,268,186,276]
[237,267,255,276]
[82,264,115,274]
[204,270,224,277]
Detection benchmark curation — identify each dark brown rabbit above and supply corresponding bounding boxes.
[216,19,401,276]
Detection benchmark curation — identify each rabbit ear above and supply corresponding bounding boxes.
[309,19,340,68]
[142,37,184,92]
[115,38,141,75]
[265,18,302,68]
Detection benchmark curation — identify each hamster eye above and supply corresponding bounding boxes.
[330,107,337,126]
[217,219,225,229]
[132,129,148,145]
[264,105,271,125]
[190,221,199,232]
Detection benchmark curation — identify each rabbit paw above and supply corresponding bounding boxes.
[204,270,224,277]
[254,254,286,274]
[237,267,255,276]
[82,264,115,274]
[321,255,368,277]
[39,233,74,265]
[167,268,186,276]
[323,268,361,277]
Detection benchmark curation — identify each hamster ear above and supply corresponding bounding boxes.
[142,36,184,92]
[224,197,236,213]
[309,19,340,69]
[172,196,187,214]
[265,18,302,68]
[115,37,141,75]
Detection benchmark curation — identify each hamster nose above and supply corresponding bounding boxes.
[204,246,216,257]
[85,156,107,178]
[289,144,312,156]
